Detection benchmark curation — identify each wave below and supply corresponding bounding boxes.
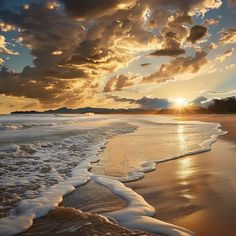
[93,176,195,236]
[0,122,137,236]
[90,122,225,236]
[116,123,226,182]
[0,115,226,236]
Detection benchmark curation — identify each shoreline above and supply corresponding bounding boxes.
[127,114,236,236]
[18,114,236,236]
[175,114,236,144]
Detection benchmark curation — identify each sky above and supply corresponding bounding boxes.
[0,0,236,113]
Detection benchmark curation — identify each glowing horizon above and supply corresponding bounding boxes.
[0,0,236,114]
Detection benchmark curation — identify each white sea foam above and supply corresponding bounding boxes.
[93,176,195,236]
[0,115,137,236]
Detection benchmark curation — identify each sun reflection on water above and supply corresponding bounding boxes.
[177,125,188,154]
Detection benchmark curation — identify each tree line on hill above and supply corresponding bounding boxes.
[11,97,236,115]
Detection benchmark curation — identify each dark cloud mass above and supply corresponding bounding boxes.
[150,48,186,57]
[187,25,208,43]
[141,63,151,67]
[61,0,136,20]
[0,0,225,108]
[0,0,5,7]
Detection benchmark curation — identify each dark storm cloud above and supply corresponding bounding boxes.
[187,25,208,43]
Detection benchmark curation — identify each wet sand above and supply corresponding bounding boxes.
[127,139,236,236]
[20,206,159,236]
[20,181,162,235]
[126,114,236,236]
[19,114,236,236]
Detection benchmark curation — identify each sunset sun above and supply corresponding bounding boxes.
[174,98,188,108]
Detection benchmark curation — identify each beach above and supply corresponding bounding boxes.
[1,114,235,236]
[64,114,236,236]
[127,114,236,236]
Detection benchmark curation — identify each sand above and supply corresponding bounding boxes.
[19,114,236,236]
[20,207,159,236]
[126,114,236,236]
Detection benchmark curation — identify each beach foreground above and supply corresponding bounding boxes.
[99,114,236,236]
[1,114,235,236]
[128,135,236,236]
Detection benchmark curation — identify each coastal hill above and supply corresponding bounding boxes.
[11,107,157,115]
[11,97,236,115]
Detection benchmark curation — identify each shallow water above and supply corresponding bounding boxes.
[127,139,236,236]
[0,114,224,236]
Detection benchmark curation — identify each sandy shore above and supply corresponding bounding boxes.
[127,114,236,236]
[19,114,236,236]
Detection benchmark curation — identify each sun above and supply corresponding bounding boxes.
[174,98,188,108]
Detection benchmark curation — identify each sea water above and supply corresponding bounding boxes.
[0,114,225,236]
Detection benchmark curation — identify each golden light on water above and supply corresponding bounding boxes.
[177,125,188,154]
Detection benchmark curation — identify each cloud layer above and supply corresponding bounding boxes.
[1,0,234,110]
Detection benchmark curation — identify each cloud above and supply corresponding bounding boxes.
[0,35,18,55]
[190,96,208,106]
[149,13,191,58]
[150,48,185,57]
[104,74,139,92]
[216,48,234,62]
[52,50,63,55]
[228,0,236,7]
[46,1,60,9]
[142,51,208,84]
[0,0,5,7]
[220,28,236,44]
[208,89,236,96]
[0,0,224,109]
[208,42,218,49]
[141,63,151,67]
[61,0,136,20]
[110,95,171,109]
[203,18,219,26]
[187,25,208,43]
[0,22,15,32]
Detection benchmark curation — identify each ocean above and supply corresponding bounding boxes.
[0,114,225,236]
